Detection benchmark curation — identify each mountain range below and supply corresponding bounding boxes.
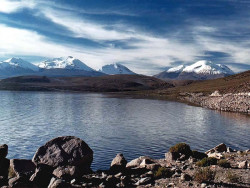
[0,57,236,80]
[154,60,234,80]
[0,57,137,78]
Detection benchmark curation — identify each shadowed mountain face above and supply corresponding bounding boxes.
[99,63,136,75]
[155,60,234,80]
[0,74,173,92]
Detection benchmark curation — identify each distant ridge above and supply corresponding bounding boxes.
[100,63,136,75]
[155,60,234,80]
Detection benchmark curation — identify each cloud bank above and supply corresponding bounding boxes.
[0,0,249,74]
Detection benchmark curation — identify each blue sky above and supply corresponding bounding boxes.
[0,0,250,74]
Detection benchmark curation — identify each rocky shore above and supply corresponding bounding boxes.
[179,91,250,114]
[0,136,249,188]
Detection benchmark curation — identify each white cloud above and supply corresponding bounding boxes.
[40,8,134,41]
[0,0,35,13]
[0,0,249,75]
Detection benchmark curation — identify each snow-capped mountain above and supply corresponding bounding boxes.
[0,58,39,78]
[1,58,39,71]
[38,56,94,71]
[155,60,234,80]
[100,63,136,75]
[182,60,234,75]
[38,56,104,77]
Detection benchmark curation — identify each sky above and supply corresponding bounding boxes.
[0,0,250,75]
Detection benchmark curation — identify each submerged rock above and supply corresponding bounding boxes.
[32,136,93,170]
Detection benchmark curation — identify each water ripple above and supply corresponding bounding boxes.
[0,91,249,170]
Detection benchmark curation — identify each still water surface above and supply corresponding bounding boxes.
[0,91,249,169]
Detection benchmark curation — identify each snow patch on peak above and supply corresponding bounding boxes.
[38,56,94,71]
[1,57,38,71]
[167,65,186,73]
[100,63,136,75]
[183,60,234,75]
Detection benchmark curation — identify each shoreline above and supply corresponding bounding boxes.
[0,88,250,115]
[1,137,249,188]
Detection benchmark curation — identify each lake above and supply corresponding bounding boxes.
[0,91,249,170]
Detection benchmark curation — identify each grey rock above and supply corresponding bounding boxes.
[205,143,227,154]
[238,160,247,169]
[0,158,10,178]
[53,166,80,180]
[32,136,93,170]
[135,177,152,186]
[165,152,179,162]
[201,183,207,188]
[0,145,8,159]
[48,177,70,188]
[0,176,8,187]
[110,153,127,173]
[227,147,233,153]
[30,165,54,187]
[8,176,31,188]
[126,156,154,168]
[9,159,36,178]
[180,173,192,181]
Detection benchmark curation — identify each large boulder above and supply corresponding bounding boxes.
[110,153,127,173]
[9,159,36,178]
[32,136,93,170]
[0,144,8,159]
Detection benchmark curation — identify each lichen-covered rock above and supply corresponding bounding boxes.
[110,153,127,173]
[32,136,93,170]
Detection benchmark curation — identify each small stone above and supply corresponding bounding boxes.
[238,160,247,169]
[207,152,223,159]
[201,183,207,188]
[167,182,175,187]
[237,151,243,154]
[180,173,192,181]
[135,177,152,186]
[71,179,76,184]
[48,177,69,188]
[227,147,233,153]
[114,172,122,178]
